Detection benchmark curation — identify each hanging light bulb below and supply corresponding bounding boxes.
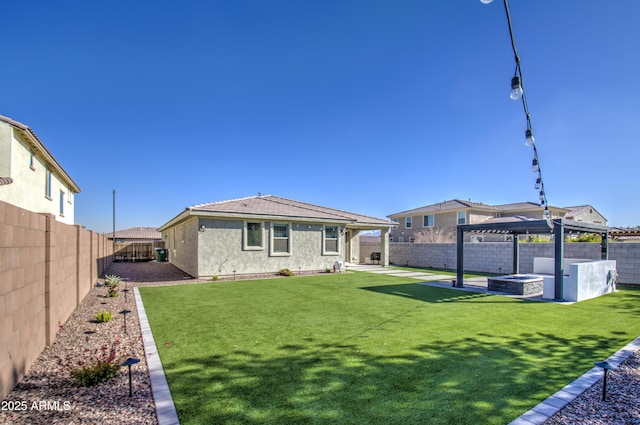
[525,129,535,147]
[534,177,541,190]
[480,0,494,3]
[510,76,523,100]
[531,158,539,172]
[539,190,545,201]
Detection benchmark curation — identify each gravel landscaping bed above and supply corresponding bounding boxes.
[1,261,637,424]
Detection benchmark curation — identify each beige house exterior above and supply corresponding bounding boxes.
[0,115,80,224]
[388,199,570,243]
[564,205,607,226]
[158,195,397,278]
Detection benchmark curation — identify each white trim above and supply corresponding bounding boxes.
[322,225,340,256]
[423,214,434,227]
[270,222,291,256]
[243,220,265,251]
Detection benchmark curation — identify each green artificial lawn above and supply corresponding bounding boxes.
[139,272,640,425]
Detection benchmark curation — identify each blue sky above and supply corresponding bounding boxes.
[3,0,639,232]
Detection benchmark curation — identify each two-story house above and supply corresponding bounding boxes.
[388,199,572,243]
[0,115,80,224]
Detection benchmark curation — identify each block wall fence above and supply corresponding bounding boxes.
[361,241,640,285]
[0,200,113,400]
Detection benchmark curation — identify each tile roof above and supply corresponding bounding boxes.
[105,227,161,240]
[175,195,395,227]
[390,199,567,217]
[0,177,13,186]
[389,199,499,216]
[0,114,80,192]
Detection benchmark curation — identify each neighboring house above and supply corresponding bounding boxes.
[158,195,397,278]
[564,205,607,226]
[388,199,569,243]
[106,227,164,262]
[0,115,80,224]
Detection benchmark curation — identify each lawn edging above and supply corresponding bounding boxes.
[135,287,181,425]
[509,335,640,425]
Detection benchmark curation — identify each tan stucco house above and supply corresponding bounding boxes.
[0,115,80,224]
[158,195,397,278]
[388,199,570,243]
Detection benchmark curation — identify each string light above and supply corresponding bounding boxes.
[482,0,552,227]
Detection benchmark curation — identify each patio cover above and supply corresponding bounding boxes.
[455,219,609,300]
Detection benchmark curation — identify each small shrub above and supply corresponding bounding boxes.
[211,275,219,281]
[279,268,294,277]
[72,360,120,386]
[325,268,332,273]
[95,310,112,323]
[67,339,123,386]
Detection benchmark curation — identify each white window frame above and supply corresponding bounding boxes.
[243,221,265,250]
[270,222,291,256]
[59,191,65,217]
[405,217,412,228]
[423,214,434,227]
[457,211,466,225]
[322,225,340,255]
[45,169,52,199]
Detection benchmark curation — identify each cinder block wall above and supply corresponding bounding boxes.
[369,240,638,284]
[0,200,112,400]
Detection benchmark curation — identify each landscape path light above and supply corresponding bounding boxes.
[120,309,132,334]
[120,357,141,397]
[594,361,617,401]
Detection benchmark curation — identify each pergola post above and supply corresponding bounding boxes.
[456,226,464,287]
[381,227,390,266]
[512,234,519,274]
[553,221,565,300]
[601,230,609,260]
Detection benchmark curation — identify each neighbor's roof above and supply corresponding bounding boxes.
[389,199,498,216]
[563,205,606,222]
[105,227,161,240]
[0,114,80,193]
[159,195,396,231]
[389,199,567,217]
[0,177,13,186]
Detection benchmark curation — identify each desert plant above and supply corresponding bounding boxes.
[412,227,456,243]
[278,268,294,277]
[104,274,121,297]
[67,339,123,386]
[95,310,112,323]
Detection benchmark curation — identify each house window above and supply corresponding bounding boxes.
[410,237,416,243]
[323,225,339,254]
[59,191,65,216]
[423,214,434,227]
[457,211,466,225]
[271,223,291,255]
[392,218,399,223]
[406,217,412,228]
[30,151,36,170]
[244,222,264,250]
[45,169,52,199]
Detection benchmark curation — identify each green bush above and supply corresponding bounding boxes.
[72,360,120,386]
[278,268,294,277]
[95,310,112,323]
[69,340,123,386]
[211,275,219,281]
